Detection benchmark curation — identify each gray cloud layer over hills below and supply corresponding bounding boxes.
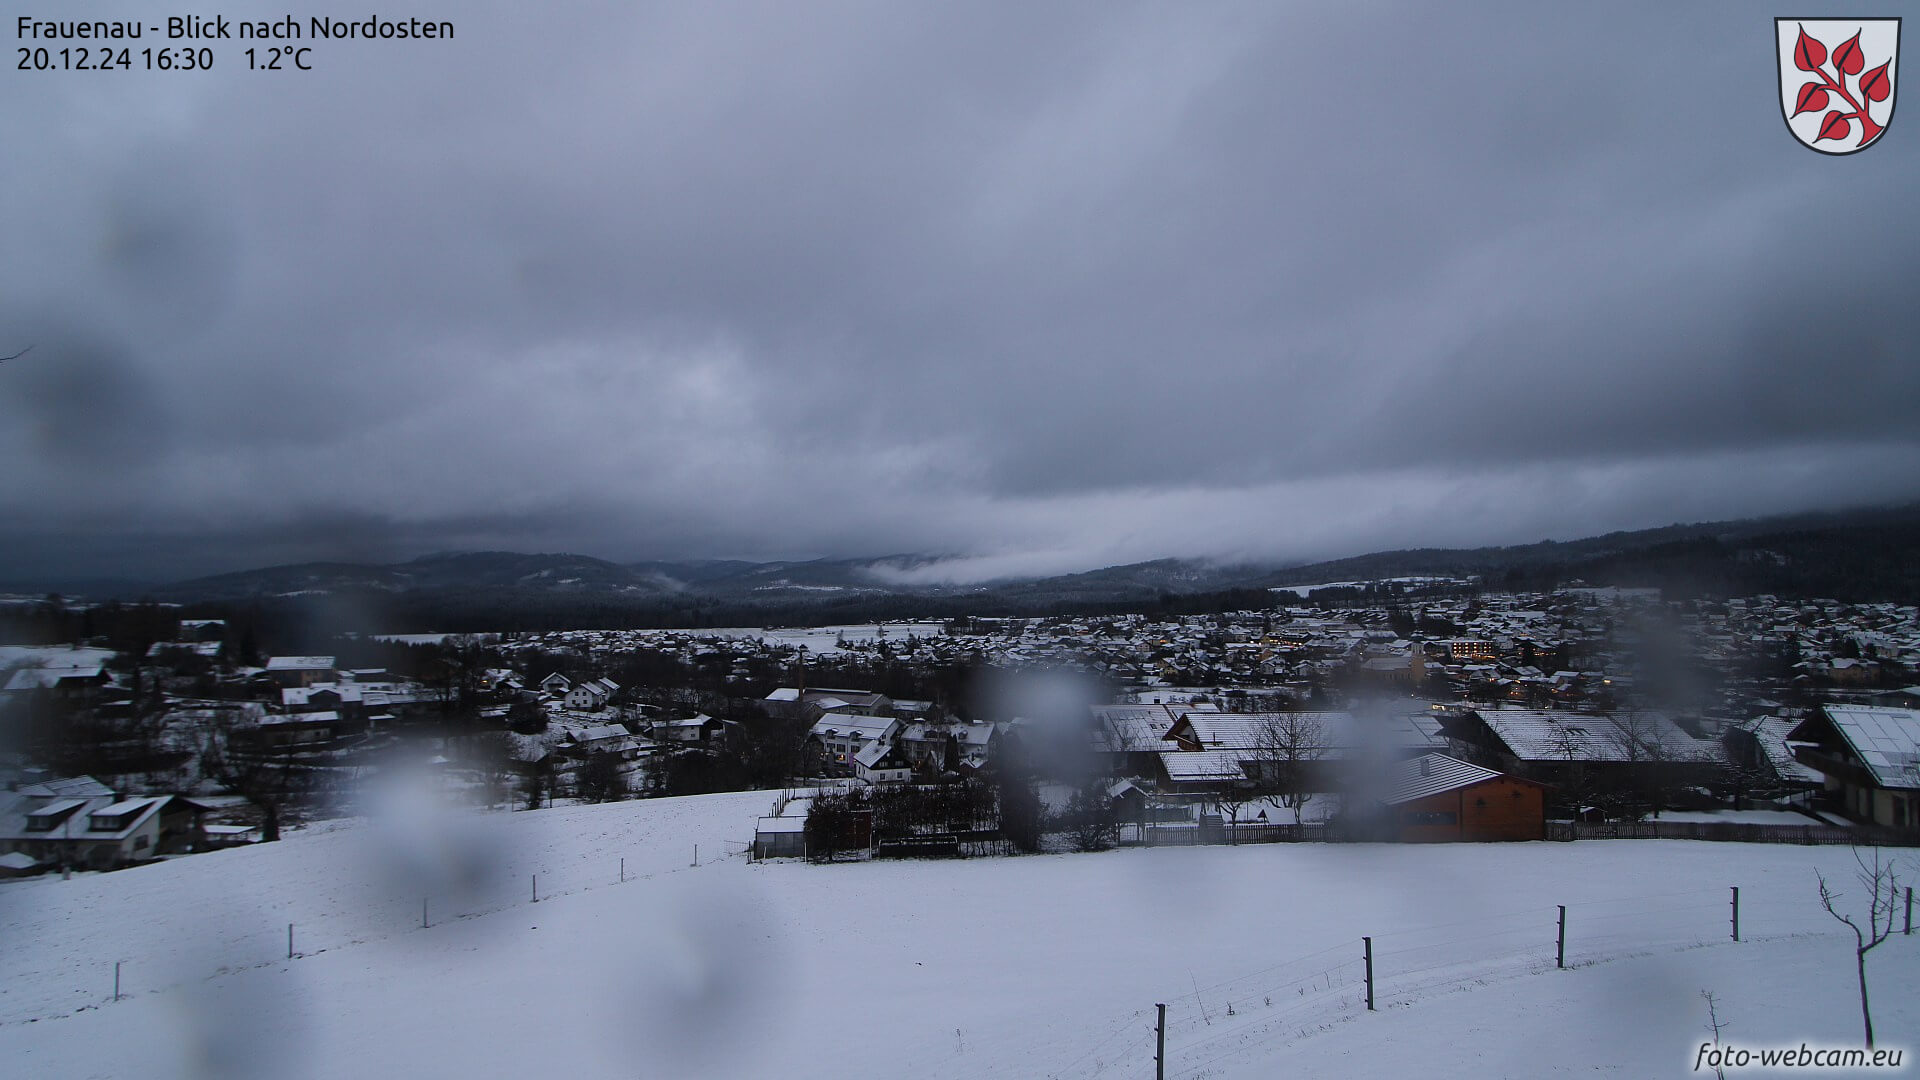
[3,1,1917,585]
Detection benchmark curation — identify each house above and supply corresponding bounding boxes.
[1379,753,1547,842]
[1722,716,1823,795]
[145,640,224,661]
[564,677,620,711]
[0,782,215,870]
[264,656,337,688]
[234,710,367,754]
[851,740,913,785]
[808,714,903,776]
[556,723,640,761]
[1444,639,1498,661]
[1867,686,1920,710]
[539,672,573,697]
[655,714,727,746]
[897,720,999,773]
[1090,704,1189,775]
[764,686,894,723]
[283,682,368,717]
[3,662,113,701]
[1788,705,1920,832]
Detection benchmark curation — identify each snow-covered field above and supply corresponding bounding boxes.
[372,622,950,654]
[2,792,1914,1079]
[676,622,950,655]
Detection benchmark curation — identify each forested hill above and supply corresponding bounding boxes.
[25,504,1919,633]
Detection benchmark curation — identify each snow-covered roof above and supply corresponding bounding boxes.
[266,656,335,671]
[90,797,163,818]
[1158,750,1249,782]
[1733,715,1823,784]
[1821,705,1920,789]
[284,684,365,707]
[565,723,629,742]
[259,709,340,726]
[1476,709,1705,764]
[810,714,898,741]
[1386,754,1506,805]
[852,740,901,768]
[15,776,114,800]
[146,641,222,658]
[764,687,801,702]
[1091,704,1184,753]
[1173,711,1441,754]
[4,664,106,691]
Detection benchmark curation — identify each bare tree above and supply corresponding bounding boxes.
[1815,847,1908,1048]
[198,709,316,842]
[1546,721,1597,818]
[459,731,518,809]
[1251,712,1325,821]
[1608,707,1676,819]
[1699,990,1728,1080]
[1063,778,1119,852]
[574,750,628,803]
[519,753,551,811]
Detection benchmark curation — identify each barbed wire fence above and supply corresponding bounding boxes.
[12,838,755,1024]
[1046,880,1917,1080]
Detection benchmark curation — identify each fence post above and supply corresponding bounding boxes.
[1557,905,1566,969]
[620,857,625,884]
[288,923,294,959]
[1363,936,1375,1011]
[532,874,538,903]
[1730,887,1739,942]
[113,961,121,1002]
[423,896,430,929]
[1155,1002,1167,1080]
[1905,886,1912,936]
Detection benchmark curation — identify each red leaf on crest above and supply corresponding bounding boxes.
[1815,110,1852,143]
[1834,30,1865,76]
[1793,81,1829,116]
[1859,114,1884,146]
[1794,25,1828,72]
[1862,61,1892,103]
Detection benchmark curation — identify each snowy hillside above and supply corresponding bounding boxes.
[1,792,1914,1079]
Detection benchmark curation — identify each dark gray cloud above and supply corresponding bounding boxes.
[3,1,1917,585]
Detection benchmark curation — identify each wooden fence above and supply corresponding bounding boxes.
[1547,820,1918,846]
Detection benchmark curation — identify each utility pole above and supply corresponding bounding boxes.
[1730,887,1739,942]
[1154,1003,1166,1080]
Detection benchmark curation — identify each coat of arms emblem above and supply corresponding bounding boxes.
[1776,18,1899,153]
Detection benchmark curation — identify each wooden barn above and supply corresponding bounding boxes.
[1383,753,1547,842]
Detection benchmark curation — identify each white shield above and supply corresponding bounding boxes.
[1776,18,1900,154]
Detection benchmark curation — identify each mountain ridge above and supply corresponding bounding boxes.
[109,502,1920,616]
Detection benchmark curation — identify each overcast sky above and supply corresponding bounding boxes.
[3,1,1917,586]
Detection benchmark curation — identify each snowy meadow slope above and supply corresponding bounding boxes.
[1,792,1914,1079]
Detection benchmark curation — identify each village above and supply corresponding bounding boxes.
[2,581,1917,876]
